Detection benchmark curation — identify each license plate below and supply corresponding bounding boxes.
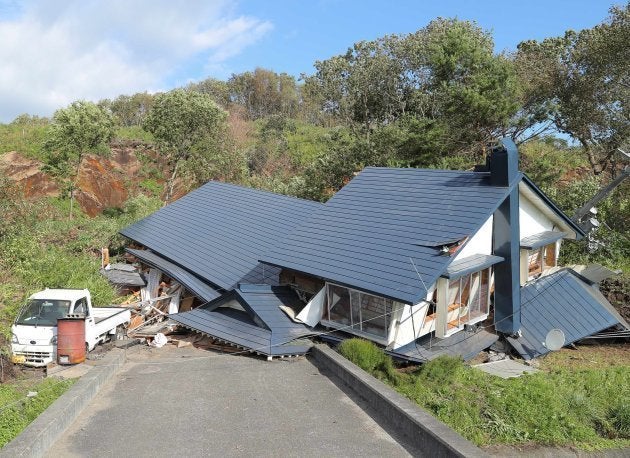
[11,355,26,364]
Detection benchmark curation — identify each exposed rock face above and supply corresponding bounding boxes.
[0,151,59,198]
[2,144,169,216]
[75,154,129,217]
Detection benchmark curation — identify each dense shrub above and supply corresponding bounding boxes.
[338,338,400,383]
[338,338,387,372]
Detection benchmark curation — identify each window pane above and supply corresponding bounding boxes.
[359,293,392,338]
[480,269,490,315]
[327,284,351,326]
[467,272,480,319]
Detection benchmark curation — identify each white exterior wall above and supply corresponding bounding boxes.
[391,301,430,349]
[519,193,555,239]
[454,215,494,261]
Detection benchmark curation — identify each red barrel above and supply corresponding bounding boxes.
[57,317,86,365]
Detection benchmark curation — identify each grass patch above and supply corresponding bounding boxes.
[0,377,75,447]
[339,338,630,450]
[0,120,49,160]
[0,194,161,338]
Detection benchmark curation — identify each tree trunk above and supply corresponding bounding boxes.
[580,138,603,175]
[164,160,180,205]
[69,154,84,219]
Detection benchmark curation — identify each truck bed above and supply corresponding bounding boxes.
[90,307,132,338]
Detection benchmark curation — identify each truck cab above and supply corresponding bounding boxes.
[11,288,130,367]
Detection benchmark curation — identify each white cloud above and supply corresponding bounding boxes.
[0,0,272,122]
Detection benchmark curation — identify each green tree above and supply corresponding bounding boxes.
[301,18,520,197]
[110,92,155,127]
[304,18,520,163]
[228,68,300,119]
[186,78,231,108]
[515,4,629,174]
[143,89,227,203]
[43,100,115,218]
[305,36,407,143]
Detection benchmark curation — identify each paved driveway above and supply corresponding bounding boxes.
[47,344,414,457]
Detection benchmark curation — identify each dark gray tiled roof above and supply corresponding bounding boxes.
[391,328,499,362]
[169,284,314,356]
[520,231,566,250]
[508,269,623,359]
[120,182,322,290]
[261,167,517,304]
[172,307,275,355]
[443,254,504,279]
[126,248,220,302]
[234,284,315,346]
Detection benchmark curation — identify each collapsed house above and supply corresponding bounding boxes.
[118,139,629,361]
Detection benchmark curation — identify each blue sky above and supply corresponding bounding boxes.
[0,0,618,122]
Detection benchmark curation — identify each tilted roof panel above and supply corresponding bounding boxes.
[507,269,624,360]
[120,182,322,290]
[261,167,516,304]
[126,248,221,301]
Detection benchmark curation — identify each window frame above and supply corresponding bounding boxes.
[321,282,397,345]
[525,241,558,281]
[435,267,492,338]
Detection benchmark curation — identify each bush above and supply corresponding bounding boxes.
[338,338,385,372]
[338,338,400,383]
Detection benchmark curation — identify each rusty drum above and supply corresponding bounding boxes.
[57,317,86,365]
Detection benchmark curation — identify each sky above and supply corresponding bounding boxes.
[0,0,619,122]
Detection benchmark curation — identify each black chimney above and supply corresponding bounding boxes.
[490,139,521,335]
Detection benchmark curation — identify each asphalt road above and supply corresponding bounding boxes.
[47,344,414,457]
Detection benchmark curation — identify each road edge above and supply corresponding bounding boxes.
[0,348,126,458]
[310,343,487,458]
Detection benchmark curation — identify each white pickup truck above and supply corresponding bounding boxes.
[11,288,131,367]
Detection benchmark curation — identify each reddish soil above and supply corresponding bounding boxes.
[0,151,59,198]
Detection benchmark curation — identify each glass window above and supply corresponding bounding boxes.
[358,293,392,337]
[442,267,491,334]
[325,284,394,339]
[73,297,87,314]
[15,299,71,326]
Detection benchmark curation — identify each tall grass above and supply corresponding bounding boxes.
[339,339,630,449]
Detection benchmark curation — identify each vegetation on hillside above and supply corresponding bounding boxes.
[0,185,161,338]
[339,339,630,449]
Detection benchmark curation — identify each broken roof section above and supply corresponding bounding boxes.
[508,269,629,360]
[100,263,146,287]
[120,182,323,291]
[126,248,221,302]
[261,167,518,304]
[169,284,315,357]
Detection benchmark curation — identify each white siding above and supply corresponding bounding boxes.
[392,301,430,349]
[519,193,556,239]
[454,215,494,260]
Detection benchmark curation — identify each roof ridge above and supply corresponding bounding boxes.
[202,180,322,206]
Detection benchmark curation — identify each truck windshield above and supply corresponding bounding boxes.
[15,299,71,326]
